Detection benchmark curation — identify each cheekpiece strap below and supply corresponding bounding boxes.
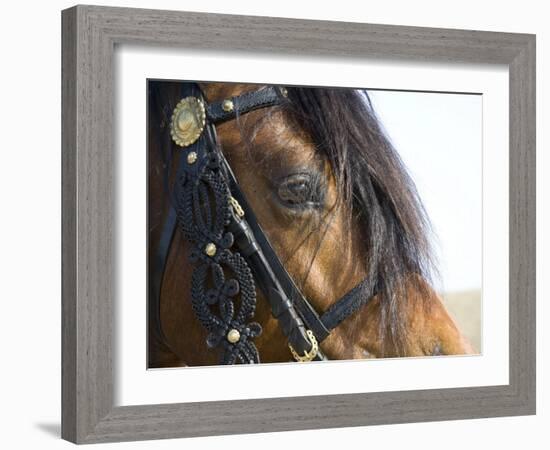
[175,114,263,364]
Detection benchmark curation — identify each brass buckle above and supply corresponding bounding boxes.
[289,330,318,362]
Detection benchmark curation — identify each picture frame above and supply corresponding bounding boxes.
[61,4,535,444]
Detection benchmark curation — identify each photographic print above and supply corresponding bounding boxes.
[62,7,535,442]
[147,81,481,368]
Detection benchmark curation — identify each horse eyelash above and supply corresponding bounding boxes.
[274,171,326,210]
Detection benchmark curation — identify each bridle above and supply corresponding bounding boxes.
[152,82,375,364]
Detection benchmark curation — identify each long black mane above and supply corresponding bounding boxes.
[282,87,437,355]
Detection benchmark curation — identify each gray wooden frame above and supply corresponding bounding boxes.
[61,4,536,444]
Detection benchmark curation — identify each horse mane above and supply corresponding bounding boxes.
[281,87,438,355]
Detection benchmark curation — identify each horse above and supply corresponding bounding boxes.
[147,80,474,367]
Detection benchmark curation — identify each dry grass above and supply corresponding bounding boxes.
[441,290,481,353]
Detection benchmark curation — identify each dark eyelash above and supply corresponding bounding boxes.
[276,172,325,210]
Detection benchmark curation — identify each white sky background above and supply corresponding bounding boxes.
[367,90,482,293]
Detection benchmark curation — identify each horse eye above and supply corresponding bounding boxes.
[277,173,323,209]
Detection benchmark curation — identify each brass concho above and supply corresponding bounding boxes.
[170,97,206,147]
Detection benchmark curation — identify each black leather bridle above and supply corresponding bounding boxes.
[152,83,374,364]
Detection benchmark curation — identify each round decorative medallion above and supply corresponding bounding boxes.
[170,96,206,147]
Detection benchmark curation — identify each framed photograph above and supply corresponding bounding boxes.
[61,5,535,444]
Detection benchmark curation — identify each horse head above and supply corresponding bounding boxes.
[148,81,473,366]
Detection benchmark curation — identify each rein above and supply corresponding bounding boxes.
[152,83,375,364]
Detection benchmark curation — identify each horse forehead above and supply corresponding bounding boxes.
[217,110,319,173]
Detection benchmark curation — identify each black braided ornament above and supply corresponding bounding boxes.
[176,150,261,364]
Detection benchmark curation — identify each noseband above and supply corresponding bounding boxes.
[152,83,374,364]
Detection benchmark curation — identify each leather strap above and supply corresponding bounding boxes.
[320,278,376,331]
[149,205,176,345]
[150,82,202,349]
[227,211,326,360]
[207,86,283,123]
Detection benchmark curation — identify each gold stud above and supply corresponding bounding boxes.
[227,329,240,344]
[187,151,198,164]
[205,243,217,257]
[222,99,234,112]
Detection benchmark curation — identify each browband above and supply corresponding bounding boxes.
[206,86,282,123]
[151,83,375,364]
